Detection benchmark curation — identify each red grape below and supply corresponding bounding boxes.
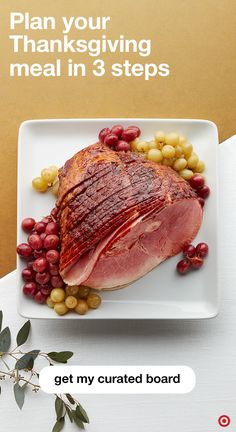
[21,218,36,232]
[22,268,34,282]
[40,285,52,296]
[111,125,124,138]
[189,175,205,190]
[46,249,60,264]
[197,185,210,199]
[121,128,138,142]
[45,222,59,235]
[196,242,208,258]
[51,275,64,288]
[127,125,141,137]
[176,259,190,274]
[48,263,59,276]
[17,243,33,258]
[23,282,37,297]
[40,233,47,241]
[33,250,45,259]
[98,128,111,143]
[191,256,204,269]
[34,291,47,304]
[116,141,131,152]
[27,260,34,270]
[41,216,51,224]
[183,244,196,258]
[198,197,205,207]
[35,272,50,285]
[28,234,43,250]
[104,133,119,148]
[44,235,60,250]
[33,257,48,273]
[34,222,46,234]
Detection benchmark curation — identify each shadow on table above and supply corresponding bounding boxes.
[35,316,219,341]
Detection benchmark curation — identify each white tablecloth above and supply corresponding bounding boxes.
[0,137,236,432]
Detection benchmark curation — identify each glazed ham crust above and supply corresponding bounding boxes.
[55,143,202,288]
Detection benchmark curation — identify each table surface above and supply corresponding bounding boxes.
[0,138,236,432]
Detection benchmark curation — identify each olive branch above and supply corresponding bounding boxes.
[0,310,89,431]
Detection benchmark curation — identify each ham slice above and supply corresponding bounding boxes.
[56,143,203,290]
[83,198,201,289]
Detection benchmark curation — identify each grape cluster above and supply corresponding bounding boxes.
[99,127,209,190]
[132,131,206,180]
[98,124,141,151]
[189,174,210,207]
[47,285,102,316]
[17,216,64,304]
[176,242,209,274]
[32,165,59,196]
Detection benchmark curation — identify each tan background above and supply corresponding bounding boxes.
[0,0,236,276]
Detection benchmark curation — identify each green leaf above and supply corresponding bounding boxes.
[0,327,11,354]
[16,320,31,347]
[15,350,40,370]
[65,393,75,405]
[13,383,25,409]
[65,406,73,423]
[55,396,64,420]
[0,311,3,332]
[52,418,65,432]
[47,351,73,364]
[27,357,34,370]
[71,410,85,429]
[76,404,89,424]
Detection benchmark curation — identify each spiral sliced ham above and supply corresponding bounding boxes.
[55,143,202,290]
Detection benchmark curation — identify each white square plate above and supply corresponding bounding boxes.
[17,119,219,319]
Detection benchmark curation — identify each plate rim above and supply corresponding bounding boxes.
[17,118,219,320]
